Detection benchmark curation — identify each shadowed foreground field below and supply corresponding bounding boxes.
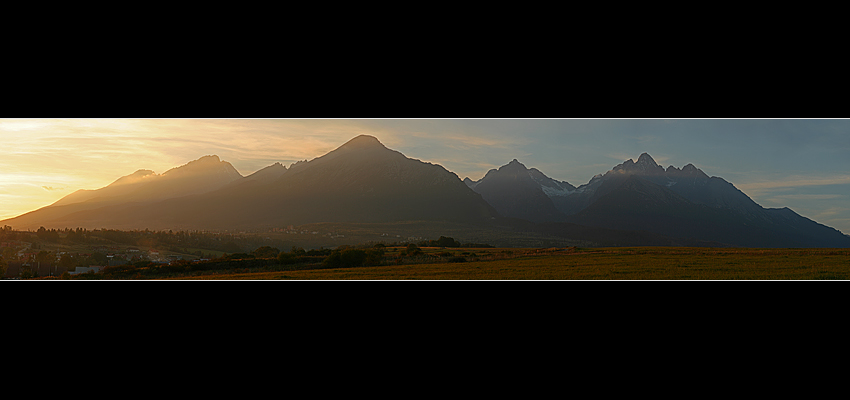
[170,247,850,280]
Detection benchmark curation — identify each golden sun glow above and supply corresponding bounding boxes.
[0,119,396,221]
[2,118,849,235]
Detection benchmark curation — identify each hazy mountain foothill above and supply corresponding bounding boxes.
[3,135,848,249]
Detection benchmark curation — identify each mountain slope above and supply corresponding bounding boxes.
[4,143,847,248]
[17,135,500,230]
[50,169,158,207]
[605,153,765,219]
[560,154,850,247]
[465,160,567,223]
[563,175,752,245]
[3,155,244,230]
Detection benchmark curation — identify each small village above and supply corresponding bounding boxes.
[0,225,430,279]
[0,238,205,278]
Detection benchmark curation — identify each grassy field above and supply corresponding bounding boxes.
[167,247,850,280]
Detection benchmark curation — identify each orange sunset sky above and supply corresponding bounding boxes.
[2,118,848,234]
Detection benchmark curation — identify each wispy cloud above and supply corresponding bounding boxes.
[770,194,843,200]
[439,134,521,150]
[736,175,850,192]
[3,119,850,233]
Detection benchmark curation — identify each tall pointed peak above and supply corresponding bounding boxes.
[609,153,665,176]
[680,163,709,178]
[502,159,527,169]
[341,134,386,149]
[637,152,658,166]
[161,154,243,180]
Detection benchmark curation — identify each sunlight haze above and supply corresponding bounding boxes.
[1,118,848,234]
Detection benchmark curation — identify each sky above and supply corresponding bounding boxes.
[1,118,849,234]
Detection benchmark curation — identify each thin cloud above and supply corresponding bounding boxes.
[736,175,850,192]
[771,194,843,200]
[440,134,522,150]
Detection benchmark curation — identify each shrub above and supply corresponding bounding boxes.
[402,244,423,257]
[306,248,332,256]
[251,246,280,259]
[434,236,461,247]
[364,248,385,266]
[223,253,254,260]
[323,248,374,268]
[278,252,297,265]
[323,251,343,268]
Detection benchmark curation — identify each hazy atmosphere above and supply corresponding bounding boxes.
[2,118,849,234]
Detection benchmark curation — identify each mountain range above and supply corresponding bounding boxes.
[4,135,848,248]
[4,135,498,231]
[464,152,850,248]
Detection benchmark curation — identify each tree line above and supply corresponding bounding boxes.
[57,235,488,279]
[29,226,282,255]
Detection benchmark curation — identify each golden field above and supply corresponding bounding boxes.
[167,247,850,280]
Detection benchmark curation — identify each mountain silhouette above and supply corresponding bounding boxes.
[2,142,847,248]
[4,135,499,230]
[464,153,850,247]
[464,159,568,223]
[4,155,243,230]
[213,134,501,228]
[559,154,850,247]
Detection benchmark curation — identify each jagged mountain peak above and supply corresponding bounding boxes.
[158,155,243,182]
[610,153,666,176]
[233,162,289,187]
[340,134,386,149]
[249,162,287,176]
[289,160,308,170]
[308,135,404,167]
[665,163,709,179]
[682,163,707,177]
[637,152,658,166]
[4,134,849,248]
[500,159,528,172]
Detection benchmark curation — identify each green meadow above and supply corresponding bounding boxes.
[169,247,850,280]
